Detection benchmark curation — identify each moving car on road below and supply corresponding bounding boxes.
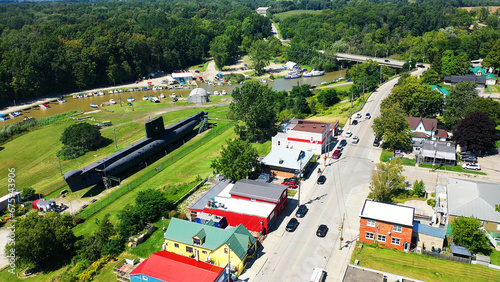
[345,131,352,137]
[352,136,359,144]
[316,225,328,237]
[352,120,358,125]
[317,175,327,184]
[286,218,299,232]
[373,137,380,147]
[365,113,371,119]
[355,113,362,118]
[296,205,308,218]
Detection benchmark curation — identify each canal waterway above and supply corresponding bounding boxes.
[1,70,346,127]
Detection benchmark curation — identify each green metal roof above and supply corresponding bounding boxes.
[429,85,450,95]
[164,218,256,260]
[470,66,487,75]
[485,73,497,80]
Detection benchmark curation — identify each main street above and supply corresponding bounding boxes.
[239,67,427,282]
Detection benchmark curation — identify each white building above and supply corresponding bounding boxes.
[171,72,193,84]
[271,118,338,155]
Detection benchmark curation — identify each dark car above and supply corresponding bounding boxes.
[296,205,308,218]
[417,64,425,68]
[352,119,358,125]
[365,113,371,119]
[461,155,477,163]
[316,224,328,237]
[332,150,342,159]
[317,175,326,184]
[339,139,347,146]
[384,59,390,62]
[373,137,380,147]
[24,269,35,276]
[286,218,299,232]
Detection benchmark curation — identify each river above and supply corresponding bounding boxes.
[0,70,346,127]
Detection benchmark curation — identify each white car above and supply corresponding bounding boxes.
[462,162,480,170]
[355,113,362,118]
[345,131,352,138]
[214,90,220,95]
[352,136,359,144]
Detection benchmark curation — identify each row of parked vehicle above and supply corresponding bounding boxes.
[460,151,481,170]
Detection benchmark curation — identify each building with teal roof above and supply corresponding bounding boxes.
[429,85,449,98]
[470,66,497,85]
[163,217,257,275]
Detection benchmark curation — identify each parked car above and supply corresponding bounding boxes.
[296,205,308,218]
[316,224,328,237]
[373,137,380,147]
[417,64,425,68]
[365,113,371,119]
[384,59,390,62]
[286,218,299,232]
[281,180,298,189]
[345,131,352,137]
[461,155,477,163]
[337,143,344,151]
[352,136,360,144]
[317,175,326,184]
[339,139,347,146]
[355,113,362,118]
[352,120,358,125]
[332,150,342,159]
[462,162,480,170]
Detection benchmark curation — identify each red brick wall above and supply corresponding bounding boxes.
[359,218,412,251]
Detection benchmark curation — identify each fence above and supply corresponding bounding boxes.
[422,250,470,264]
[76,122,234,220]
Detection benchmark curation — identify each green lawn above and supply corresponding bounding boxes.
[351,242,500,281]
[491,249,500,266]
[273,10,323,21]
[418,162,486,175]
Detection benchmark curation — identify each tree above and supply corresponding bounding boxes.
[7,211,76,268]
[441,50,461,76]
[210,138,260,181]
[75,214,117,262]
[412,180,425,197]
[317,89,340,107]
[482,40,500,71]
[372,102,412,149]
[21,187,35,200]
[385,78,443,117]
[230,82,278,143]
[249,40,271,74]
[453,112,497,152]
[451,216,490,253]
[368,158,406,203]
[443,82,478,128]
[59,122,102,159]
[209,35,233,70]
[420,69,441,85]
[464,97,500,124]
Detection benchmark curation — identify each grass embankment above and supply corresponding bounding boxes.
[351,242,500,282]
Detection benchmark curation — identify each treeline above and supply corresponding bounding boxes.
[0,0,271,107]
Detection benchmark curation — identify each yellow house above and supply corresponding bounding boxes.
[163,218,257,275]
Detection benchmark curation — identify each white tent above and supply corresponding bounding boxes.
[187,88,208,103]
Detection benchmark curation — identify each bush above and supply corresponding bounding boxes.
[178,213,188,220]
[21,187,36,200]
[169,210,180,218]
[102,238,125,257]
[427,198,436,207]
[413,180,425,197]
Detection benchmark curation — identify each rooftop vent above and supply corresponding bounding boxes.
[279,158,283,164]
[321,124,325,127]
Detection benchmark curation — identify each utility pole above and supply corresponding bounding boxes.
[339,213,345,250]
[58,155,63,175]
[349,90,353,125]
[380,64,382,84]
[298,158,303,206]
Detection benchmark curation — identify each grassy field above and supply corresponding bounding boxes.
[418,162,486,175]
[273,10,323,21]
[351,242,500,281]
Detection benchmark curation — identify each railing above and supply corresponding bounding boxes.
[480,227,497,247]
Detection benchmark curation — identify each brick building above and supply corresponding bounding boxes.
[359,200,414,252]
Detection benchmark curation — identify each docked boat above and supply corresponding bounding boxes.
[40,104,50,109]
[0,114,9,121]
[98,91,105,96]
[302,70,325,77]
[23,116,34,121]
[90,103,99,108]
[127,97,135,102]
[87,92,93,97]
[221,90,227,95]
[127,88,134,92]
[214,91,220,96]
[142,96,148,101]
[152,85,158,91]
[118,89,123,93]
[109,99,116,104]
[158,86,163,90]
[151,97,160,103]
[284,72,302,79]
[108,91,114,94]
[9,111,22,118]
[83,94,88,98]
[58,98,67,103]
[159,93,165,99]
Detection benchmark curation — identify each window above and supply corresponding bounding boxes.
[186,246,193,253]
[278,141,281,146]
[391,238,401,245]
[193,238,201,245]
[224,248,229,254]
[497,224,500,231]
[393,225,402,233]
[377,235,386,242]
[367,219,376,227]
[174,243,179,248]
[142,276,148,281]
[202,251,208,254]
[365,232,374,240]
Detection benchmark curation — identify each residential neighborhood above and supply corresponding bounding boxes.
[1,1,500,282]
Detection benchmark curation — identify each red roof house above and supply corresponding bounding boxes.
[130,250,230,282]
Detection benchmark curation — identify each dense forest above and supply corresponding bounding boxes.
[0,0,499,107]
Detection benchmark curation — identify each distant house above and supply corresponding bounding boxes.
[272,118,338,155]
[419,140,456,166]
[359,200,414,252]
[261,147,314,178]
[172,72,193,84]
[130,250,230,282]
[413,221,446,252]
[189,179,288,234]
[429,85,449,98]
[256,7,270,15]
[0,192,21,212]
[470,66,497,85]
[444,75,486,88]
[32,198,56,212]
[163,218,257,276]
[447,178,500,235]
[407,117,448,154]
[284,61,301,71]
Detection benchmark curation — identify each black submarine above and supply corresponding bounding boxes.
[64,111,208,191]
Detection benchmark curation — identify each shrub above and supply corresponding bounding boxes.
[427,198,436,207]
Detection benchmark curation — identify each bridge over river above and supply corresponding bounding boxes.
[335,53,406,68]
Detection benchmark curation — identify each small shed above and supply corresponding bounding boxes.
[171,72,193,84]
[0,191,21,211]
[450,245,472,260]
[34,198,56,212]
[187,88,208,103]
[413,221,446,251]
[285,61,301,71]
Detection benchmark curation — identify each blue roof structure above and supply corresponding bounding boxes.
[450,245,471,257]
[413,221,445,238]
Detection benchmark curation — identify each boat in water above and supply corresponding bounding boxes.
[0,114,9,120]
[302,70,325,77]
[151,97,160,103]
[40,104,50,109]
[9,111,22,118]
[284,72,302,79]
[90,103,99,108]
[58,98,67,103]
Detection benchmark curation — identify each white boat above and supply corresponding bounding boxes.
[73,94,78,99]
[0,114,9,120]
[83,94,88,98]
[221,90,227,95]
[142,96,148,101]
[302,70,325,77]
[118,89,123,93]
[88,92,93,97]
[284,72,302,79]
[127,97,135,102]
[57,99,67,103]
[152,86,158,90]
[40,104,50,109]
[114,90,119,94]
[108,91,114,94]
[90,103,98,108]
[98,91,105,96]
[109,99,116,104]
[151,97,160,103]
[170,93,176,98]
[214,91,220,95]
[128,88,134,92]
[159,93,165,99]
[158,86,163,90]
[9,111,22,118]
